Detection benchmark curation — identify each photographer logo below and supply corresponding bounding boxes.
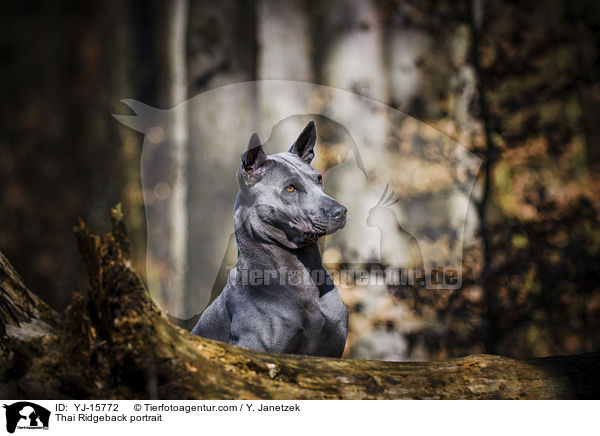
[3,402,50,433]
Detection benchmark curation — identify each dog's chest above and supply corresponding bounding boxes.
[294,288,348,356]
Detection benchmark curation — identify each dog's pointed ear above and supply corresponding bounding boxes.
[239,133,268,188]
[242,133,267,173]
[289,120,316,164]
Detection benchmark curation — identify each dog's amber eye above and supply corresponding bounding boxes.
[317,175,323,184]
[285,185,296,192]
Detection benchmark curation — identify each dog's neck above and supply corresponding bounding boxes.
[232,196,328,295]
[234,211,323,272]
[235,227,331,297]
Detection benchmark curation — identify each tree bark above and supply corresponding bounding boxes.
[0,204,598,399]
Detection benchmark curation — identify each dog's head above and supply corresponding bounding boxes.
[237,121,347,248]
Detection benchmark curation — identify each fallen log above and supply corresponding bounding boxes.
[0,205,598,399]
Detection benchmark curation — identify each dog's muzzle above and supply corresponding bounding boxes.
[311,205,347,239]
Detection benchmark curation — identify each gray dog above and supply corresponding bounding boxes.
[192,121,349,357]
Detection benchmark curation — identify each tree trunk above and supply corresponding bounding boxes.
[143,0,190,319]
[0,204,598,399]
[183,0,258,322]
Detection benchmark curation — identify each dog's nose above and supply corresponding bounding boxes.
[330,205,347,221]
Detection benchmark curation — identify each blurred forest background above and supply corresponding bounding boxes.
[1,0,599,361]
